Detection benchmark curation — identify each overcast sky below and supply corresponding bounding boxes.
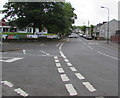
[0,0,119,26]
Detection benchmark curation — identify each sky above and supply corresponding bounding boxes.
[0,0,119,26]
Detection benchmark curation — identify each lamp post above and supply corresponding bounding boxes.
[101,6,109,44]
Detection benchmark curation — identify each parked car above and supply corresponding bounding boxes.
[79,33,83,37]
[68,33,78,38]
[86,35,92,40]
[83,34,87,38]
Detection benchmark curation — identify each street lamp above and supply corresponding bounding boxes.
[101,6,109,44]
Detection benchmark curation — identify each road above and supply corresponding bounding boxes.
[1,36,118,97]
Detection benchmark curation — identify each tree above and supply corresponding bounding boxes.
[79,25,87,34]
[3,2,77,35]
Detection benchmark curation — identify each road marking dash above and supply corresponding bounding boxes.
[60,74,70,81]
[1,81,13,88]
[75,73,85,80]
[54,56,58,60]
[64,59,69,62]
[70,67,77,72]
[65,84,78,96]
[87,46,93,50]
[14,88,29,97]
[57,68,65,73]
[56,63,61,67]
[55,59,59,63]
[83,82,96,92]
[67,62,72,66]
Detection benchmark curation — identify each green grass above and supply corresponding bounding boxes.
[2,32,33,35]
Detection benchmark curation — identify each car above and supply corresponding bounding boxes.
[68,34,78,38]
[83,34,87,38]
[79,33,83,37]
[86,35,92,40]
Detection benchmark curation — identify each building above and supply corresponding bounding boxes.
[94,19,119,39]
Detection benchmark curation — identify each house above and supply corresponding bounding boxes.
[94,19,119,39]
[0,19,39,33]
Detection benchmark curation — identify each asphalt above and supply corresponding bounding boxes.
[1,36,118,96]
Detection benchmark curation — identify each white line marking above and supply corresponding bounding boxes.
[60,74,70,81]
[4,58,23,63]
[97,51,118,60]
[67,62,73,66]
[14,88,29,97]
[57,68,65,73]
[54,56,58,60]
[56,43,61,47]
[23,50,26,54]
[56,63,61,67]
[59,43,64,51]
[65,84,78,96]
[64,59,69,62]
[1,81,13,88]
[40,44,44,46]
[75,73,85,80]
[87,46,93,50]
[0,59,4,62]
[70,67,77,72]
[83,82,96,92]
[40,50,50,56]
[61,54,67,59]
[55,59,59,63]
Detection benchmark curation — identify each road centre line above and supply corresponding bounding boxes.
[56,63,61,67]
[75,73,85,80]
[65,84,78,96]
[82,82,96,92]
[60,74,70,81]
[97,51,118,60]
[1,81,13,88]
[14,88,29,97]
[67,62,73,66]
[57,68,65,73]
[70,67,77,72]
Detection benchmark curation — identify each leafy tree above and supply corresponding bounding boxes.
[3,2,76,35]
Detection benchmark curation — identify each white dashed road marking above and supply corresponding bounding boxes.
[67,62,72,66]
[54,56,58,60]
[1,81,13,88]
[64,59,69,62]
[83,82,96,92]
[65,84,78,96]
[75,73,85,80]
[14,88,29,97]
[57,68,65,73]
[55,59,59,63]
[70,67,77,72]
[60,74,70,81]
[56,63,61,67]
